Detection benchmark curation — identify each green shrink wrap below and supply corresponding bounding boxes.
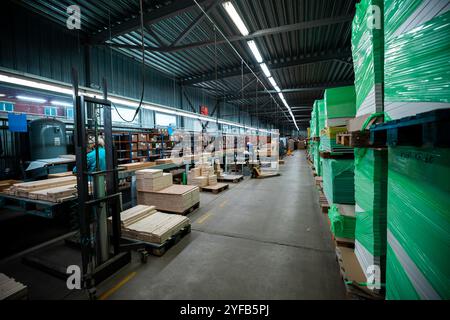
[322,158,355,204]
[386,146,450,300]
[351,0,384,116]
[328,204,356,239]
[354,148,388,277]
[317,99,326,134]
[323,86,356,120]
[384,0,450,119]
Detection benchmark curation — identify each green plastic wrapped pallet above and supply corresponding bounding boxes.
[354,148,388,276]
[317,99,326,134]
[322,158,355,204]
[384,0,450,119]
[323,86,356,119]
[328,204,356,239]
[351,0,384,115]
[310,101,319,138]
[386,146,450,300]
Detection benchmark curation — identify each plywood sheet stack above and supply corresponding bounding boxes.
[155,158,173,165]
[118,161,155,171]
[135,169,172,192]
[187,164,217,187]
[6,176,77,202]
[207,175,217,186]
[137,185,200,214]
[0,273,27,300]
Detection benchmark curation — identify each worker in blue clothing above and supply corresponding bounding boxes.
[73,135,106,174]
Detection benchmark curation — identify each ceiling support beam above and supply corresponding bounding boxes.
[94,14,354,51]
[170,1,220,47]
[91,0,212,44]
[182,49,352,85]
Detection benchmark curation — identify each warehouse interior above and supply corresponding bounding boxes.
[0,0,448,301]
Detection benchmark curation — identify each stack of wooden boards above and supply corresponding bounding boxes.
[3,176,77,203]
[0,180,21,192]
[187,164,217,187]
[136,169,199,214]
[118,161,155,171]
[136,169,172,192]
[155,158,173,165]
[112,205,190,244]
[0,273,27,300]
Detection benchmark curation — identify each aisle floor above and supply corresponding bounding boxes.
[94,150,346,300]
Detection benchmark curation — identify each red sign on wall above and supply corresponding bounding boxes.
[200,105,208,115]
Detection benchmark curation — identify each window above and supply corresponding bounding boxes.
[66,107,74,119]
[155,112,176,127]
[0,102,14,112]
[44,106,58,116]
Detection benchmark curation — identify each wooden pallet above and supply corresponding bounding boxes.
[336,131,370,148]
[217,174,244,183]
[314,176,323,187]
[200,183,229,194]
[335,246,384,300]
[319,151,354,159]
[334,236,355,249]
[319,191,330,214]
[160,201,200,216]
[122,224,191,257]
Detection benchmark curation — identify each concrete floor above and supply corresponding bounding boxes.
[0,150,346,299]
[94,150,346,300]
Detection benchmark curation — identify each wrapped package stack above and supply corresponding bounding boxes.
[354,148,388,280]
[385,146,450,300]
[136,169,172,192]
[328,204,356,240]
[384,0,450,120]
[352,0,384,116]
[320,86,356,154]
[322,158,355,205]
[323,86,357,127]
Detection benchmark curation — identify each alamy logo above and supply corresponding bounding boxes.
[66,5,81,30]
[66,265,81,290]
[366,264,381,290]
[366,5,381,30]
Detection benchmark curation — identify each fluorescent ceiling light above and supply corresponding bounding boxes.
[50,100,72,107]
[0,74,72,95]
[247,41,263,63]
[274,85,281,93]
[0,94,5,97]
[17,95,46,103]
[260,63,271,78]
[222,1,249,36]
[278,92,284,100]
[268,77,277,88]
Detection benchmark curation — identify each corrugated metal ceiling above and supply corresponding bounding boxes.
[17,0,357,129]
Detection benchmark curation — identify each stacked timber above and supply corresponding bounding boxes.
[135,169,172,192]
[137,185,200,214]
[113,205,190,244]
[118,161,155,171]
[6,176,77,202]
[155,158,173,165]
[187,164,216,187]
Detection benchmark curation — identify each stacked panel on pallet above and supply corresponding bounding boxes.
[136,168,200,214]
[384,0,450,120]
[354,148,388,278]
[322,158,355,205]
[352,0,384,117]
[314,99,326,176]
[385,146,450,300]
[320,86,356,154]
[328,204,356,240]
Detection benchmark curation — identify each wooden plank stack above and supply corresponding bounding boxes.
[0,273,27,300]
[137,185,200,214]
[155,158,173,165]
[5,176,77,202]
[118,161,155,171]
[47,172,74,178]
[135,169,172,192]
[187,164,217,187]
[0,180,21,192]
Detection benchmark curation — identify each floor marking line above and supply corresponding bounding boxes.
[196,212,212,224]
[99,271,137,300]
[219,200,228,208]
